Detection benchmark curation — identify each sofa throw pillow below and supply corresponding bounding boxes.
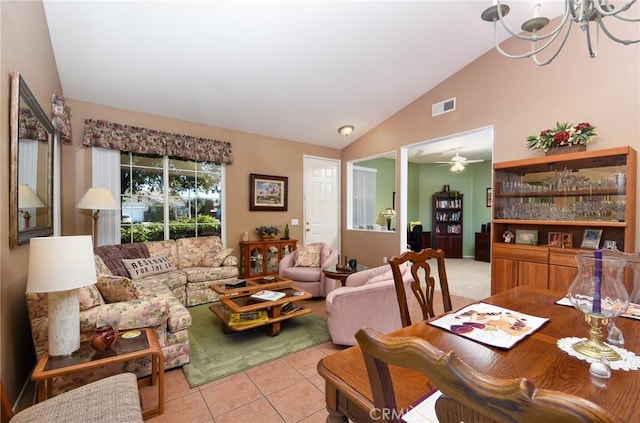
[79,284,104,310]
[294,244,322,267]
[95,275,138,303]
[122,255,177,280]
[201,248,234,267]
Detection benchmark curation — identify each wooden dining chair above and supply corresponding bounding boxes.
[355,327,624,423]
[388,248,452,327]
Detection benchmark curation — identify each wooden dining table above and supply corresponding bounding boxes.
[317,286,640,423]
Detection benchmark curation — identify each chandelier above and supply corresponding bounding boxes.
[481,1,640,66]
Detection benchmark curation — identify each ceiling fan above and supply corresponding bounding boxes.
[435,151,485,172]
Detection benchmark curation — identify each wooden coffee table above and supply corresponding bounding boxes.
[209,278,312,336]
[210,275,292,297]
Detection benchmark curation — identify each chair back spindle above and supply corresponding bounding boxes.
[389,248,452,327]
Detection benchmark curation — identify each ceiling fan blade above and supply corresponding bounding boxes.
[434,161,453,164]
[465,159,485,164]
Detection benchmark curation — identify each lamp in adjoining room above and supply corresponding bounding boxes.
[481,0,640,66]
[380,207,396,231]
[77,187,119,248]
[26,235,96,357]
[18,184,45,229]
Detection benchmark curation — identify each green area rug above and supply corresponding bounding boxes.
[183,304,331,387]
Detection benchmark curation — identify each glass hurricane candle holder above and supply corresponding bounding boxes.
[568,251,629,361]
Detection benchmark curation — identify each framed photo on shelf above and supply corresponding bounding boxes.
[515,229,538,245]
[548,232,562,247]
[561,233,573,248]
[580,229,603,249]
[603,240,618,250]
[249,174,288,211]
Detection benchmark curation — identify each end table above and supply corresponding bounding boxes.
[31,327,164,418]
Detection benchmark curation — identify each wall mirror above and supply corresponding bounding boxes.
[9,71,54,247]
[347,151,397,231]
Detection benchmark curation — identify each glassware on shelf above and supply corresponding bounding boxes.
[568,251,629,361]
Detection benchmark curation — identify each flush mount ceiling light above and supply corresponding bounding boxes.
[338,125,355,136]
[481,1,640,66]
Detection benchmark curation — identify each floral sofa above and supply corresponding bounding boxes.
[25,236,238,395]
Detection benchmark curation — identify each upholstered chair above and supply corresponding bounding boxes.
[278,242,339,297]
[325,264,414,345]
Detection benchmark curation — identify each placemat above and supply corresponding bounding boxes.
[429,302,548,349]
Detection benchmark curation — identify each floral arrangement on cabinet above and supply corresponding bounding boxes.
[256,225,281,239]
[526,122,597,151]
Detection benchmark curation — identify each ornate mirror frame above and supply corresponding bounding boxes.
[9,71,55,247]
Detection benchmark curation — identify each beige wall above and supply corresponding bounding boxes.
[341,18,640,267]
[63,100,341,251]
[2,1,639,407]
[1,0,63,405]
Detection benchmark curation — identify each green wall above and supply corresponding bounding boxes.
[407,161,492,257]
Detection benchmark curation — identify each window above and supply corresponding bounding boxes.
[119,152,223,243]
[352,166,377,228]
[347,152,396,231]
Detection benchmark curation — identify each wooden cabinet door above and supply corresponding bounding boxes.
[517,261,548,289]
[549,265,578,292]
[449,235,463,258]
[434,235,448,252]
[491,257,517,294]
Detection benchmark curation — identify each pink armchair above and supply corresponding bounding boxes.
[278,242,339,297]
[325,264,413,345]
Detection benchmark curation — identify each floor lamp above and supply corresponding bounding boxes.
[77,187,119,248]
[18,184,44,229]
[26,236,97,356]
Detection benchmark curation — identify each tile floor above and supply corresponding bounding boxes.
[141,340,344,423]
[141,298,344,423]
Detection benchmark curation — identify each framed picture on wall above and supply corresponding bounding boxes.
[249,174,288,211]
[486,187,492,207]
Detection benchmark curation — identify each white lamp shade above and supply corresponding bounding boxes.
[76,187,119,210]
[26,235,97,293]
[18,184,45,208]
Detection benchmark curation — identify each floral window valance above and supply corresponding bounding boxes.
[52,94,72,143]
[19,108,49,141]
[82,119,233,164]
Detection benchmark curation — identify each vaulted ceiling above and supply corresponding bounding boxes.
[43,1,562,153]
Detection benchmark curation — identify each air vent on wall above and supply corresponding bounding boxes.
[432,97,456,117]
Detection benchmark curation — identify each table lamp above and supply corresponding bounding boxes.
[380,208,396,231]
[26,236,97,356]
[18,184,45,229]
[76,187,119,248]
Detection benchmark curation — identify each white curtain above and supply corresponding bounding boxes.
[352,166,376,228]
[91,147,120,246]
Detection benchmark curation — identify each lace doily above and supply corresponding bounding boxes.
[557,337,640,371]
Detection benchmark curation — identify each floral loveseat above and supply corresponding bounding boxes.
[25,236,238,395]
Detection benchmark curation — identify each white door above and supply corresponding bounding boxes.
[303,156,340,251]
